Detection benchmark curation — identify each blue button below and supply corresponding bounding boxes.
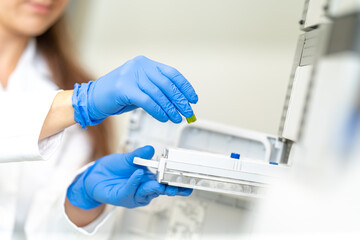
[269,162,278,165]
[230,153,240,159]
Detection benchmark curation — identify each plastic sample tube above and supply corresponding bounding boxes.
[186,114,197,124]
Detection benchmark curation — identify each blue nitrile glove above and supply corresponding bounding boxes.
[72,56,198,128]
[67,146,192,210]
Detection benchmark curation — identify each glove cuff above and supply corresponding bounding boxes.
[67,164,102,210]
[72,81,107,129]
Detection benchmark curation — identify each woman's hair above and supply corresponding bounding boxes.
[36,16,113,159]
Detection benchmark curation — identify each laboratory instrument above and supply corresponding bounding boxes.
[118,0,360,237]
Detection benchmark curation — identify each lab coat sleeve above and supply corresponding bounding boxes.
[0,91,64,163]
[25,161,117,240]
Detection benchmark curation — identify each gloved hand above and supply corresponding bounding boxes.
[67,146,192,210]
[72,56,198,128]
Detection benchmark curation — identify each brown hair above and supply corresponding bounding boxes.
[36,16,113,160]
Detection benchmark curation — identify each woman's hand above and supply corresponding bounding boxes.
[66,145,192,226]
[72,56,198,128]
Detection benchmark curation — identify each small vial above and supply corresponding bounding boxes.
[186,114,197,124]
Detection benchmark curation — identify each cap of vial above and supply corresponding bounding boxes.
[230,153,240,159]
[186,114,197,124]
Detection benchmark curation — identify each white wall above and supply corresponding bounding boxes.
[68,0,304,135]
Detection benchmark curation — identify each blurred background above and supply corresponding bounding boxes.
[67,0,304,136]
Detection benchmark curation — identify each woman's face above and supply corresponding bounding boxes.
[0,0,70,37]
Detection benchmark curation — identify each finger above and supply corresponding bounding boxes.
[117,105,138,114]
[129,90,169,122]
[139,79,182,123]
[101,153,139,175]
[177,187,193,197]
[141,171,157,182]
[144,70,194,119]
[131,55,198,104]
[106,146,153,174]
[135,181,165,204]
[164,185,179,196]
[125,145,155,167]
[130,145,155,160]
[122,169,144,197]
[155,63,198,104]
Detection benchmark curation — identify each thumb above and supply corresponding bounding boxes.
[122,169,144,197]
[126,145,155,166]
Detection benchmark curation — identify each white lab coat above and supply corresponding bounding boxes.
[0,39,116,239]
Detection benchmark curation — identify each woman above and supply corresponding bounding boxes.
[0,0,197,239]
